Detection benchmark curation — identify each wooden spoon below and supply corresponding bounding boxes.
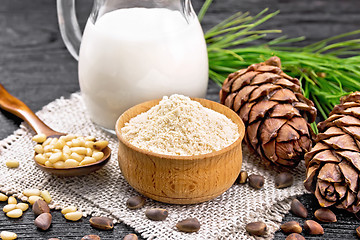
[0,83,111,176]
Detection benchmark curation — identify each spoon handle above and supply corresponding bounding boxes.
[0,83,61,136]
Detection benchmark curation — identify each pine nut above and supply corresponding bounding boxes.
[0,193,8,202]
[71,147,87,155]
[70,152,84,162]
[86,148,93,156]
[92,151,104,161]
[42,137,52,146]
[85,136,96,141]
[34,134,108,168]
[43,145,53,152]
[71,139,81,147]
[34,154,47,165]
[40,190,52,204]
[93,140,108,150]
[64,159,79,168]
[23,188,41,197]
[53,161,65,169]
[34,145,44,154]
[62,153,70,161]
[85,141,94,148]
[49,152,63,163]
[54,139,65,149]
[6,208,23,218]
[0,231,17,240]
[44,161,53,167]
[5,160,19,168]
[79,157,96,166]
[3,204,16,213]
[61,206,77,215]
[16,203,29,211]
[32,134,47,143]
[8,196,17,205]
[63,145,71,155]
[60,134,76,142]
[28,196,43,205]
[64,211,83,221]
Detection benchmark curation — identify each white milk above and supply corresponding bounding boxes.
[78,8,209,130]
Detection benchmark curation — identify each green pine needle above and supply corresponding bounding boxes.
[199,0,360,132]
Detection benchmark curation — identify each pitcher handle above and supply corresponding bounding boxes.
[57,0,82,61]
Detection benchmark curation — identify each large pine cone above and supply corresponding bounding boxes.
[220,56,316,167]
[304,92,360,213]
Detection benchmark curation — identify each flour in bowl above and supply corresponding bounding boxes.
[121,94,239,156]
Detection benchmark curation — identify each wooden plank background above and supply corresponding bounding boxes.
[1,0,360,239]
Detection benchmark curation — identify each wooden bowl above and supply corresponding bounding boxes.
[115,98,245,204]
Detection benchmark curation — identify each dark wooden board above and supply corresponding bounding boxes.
[1,0,360,239]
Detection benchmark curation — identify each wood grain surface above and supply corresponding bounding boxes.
[1,0,360,239]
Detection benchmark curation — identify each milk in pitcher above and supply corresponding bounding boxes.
[78,8,209,130]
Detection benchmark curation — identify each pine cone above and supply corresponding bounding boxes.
[304,92,360,213]
[219,56,316,167]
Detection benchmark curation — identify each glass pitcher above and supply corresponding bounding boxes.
[57,0,209,131]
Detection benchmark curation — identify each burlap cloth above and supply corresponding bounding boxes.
[0,93,307,239]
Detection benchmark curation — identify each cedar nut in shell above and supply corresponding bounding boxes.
[248,174,265,189]
[176,218,201,233]
[314,208,337,222]
[275,172,294,189]
[280,221,302,234]
[286,233,306,240]
[145,208,168,221]
[290,199,308,218]
[89,216,114,230]
[245,221,267,236]
[304,220,324,235]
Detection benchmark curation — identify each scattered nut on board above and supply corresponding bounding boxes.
[290,199,308,218]
[123,234,138,240]
[34,213,52,231]
[15,203,29,212]
[61,206,77,215]
[89,216,114,230]
[32,199,50,216]
[8,196,17,205]
[0,231,17,240]
[64,211,83,221]
[0,193,8,201]
[28,196,43,205]
[6,208,23,218]
[81,235,101,240]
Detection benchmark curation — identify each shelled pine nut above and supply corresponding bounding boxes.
[3,204,16,213]
[23,189,41,197]
[0,231,17,240]
[40,190,52,204]
[5,160,19,168]
[32,134,108,168]
[16,203,29,211]
[61,206,77,215]
[64,211,83,221]
[28,196,43,205]
[8,196,16,205]
[6,209,23,218]
[0,193,8,202]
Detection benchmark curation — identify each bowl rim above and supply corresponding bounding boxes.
[115,97,245,161]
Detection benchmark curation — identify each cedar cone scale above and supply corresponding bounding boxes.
[304,92,360,213]
[220,56,316,168]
